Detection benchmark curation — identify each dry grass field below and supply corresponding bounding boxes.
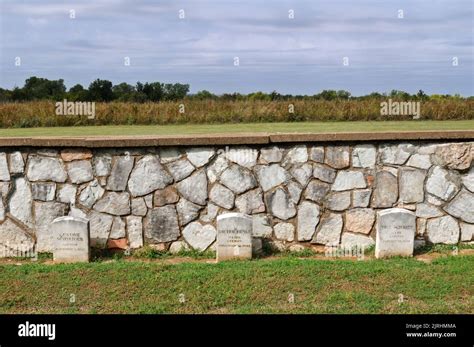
[0,99,472,128]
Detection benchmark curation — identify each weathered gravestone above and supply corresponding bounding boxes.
[51,216,90,263]
[376,208,416,258]
[216,213,252,261]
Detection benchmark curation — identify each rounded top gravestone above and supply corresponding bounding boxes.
[216,213,252,262]
[375,208,416,259]
[51,216,90,263]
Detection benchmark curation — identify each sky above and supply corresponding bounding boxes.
[0,0,473,96]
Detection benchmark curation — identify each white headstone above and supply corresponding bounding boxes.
[52,216,90,263]
[216,213,252,261]
[376,208,416,258]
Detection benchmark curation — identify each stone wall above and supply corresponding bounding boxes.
[0,141,473,256]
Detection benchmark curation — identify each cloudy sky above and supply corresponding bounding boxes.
[0,0,472,95]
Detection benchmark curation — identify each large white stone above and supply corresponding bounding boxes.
[57,184,77,204]
[433,143,472,170]
[92,155,112,176]
[183,222,216,251]
[443,189,474,223]
[252,214,273,238]
[462,167,474,192]
[225,146,258,168]
[219,165,257,194]
[311,213,343,246]
[159,148,182,163]
[126,216,143,248]
[66,160,93,184]
[260,146,283,163]
[235,189,265,214]
[324,146,349,169]
[88,211,113,248]
[425,166,460,201]
[332,171,366,191]
[406,154,432,169]
[379,143,415,165]
[399,168,425,203]
[209,183,234,209]
[79,179,104,208]
[289,163,313,186]
[352,189,372,208]
[177,198,202,226]
[106,155,134,191]
[255,164,290,191]
[144,205,180,243]
[176,170,208,206]
[94,192,130,216]
[352,145,376,168]
[206,155,229,183]
[304,179,330,203]
[0,153,10,181]
[266,187,296,220]
[372,171,398,208]
[274,222,294,242]
[426,215,459,244]
[415,203,444,218]
[297,201,320,241]
[166,158,195,182]
[282,145,308,166]
[309,146,324,163]
[313,164,336,183]
[325,191,351,211]
[341,232,375,250]
[287,181,303,204]
[110,216,126,239]
[345,208,375,234]
[8,152,24,174]
[35,201,68,252]
[460,222,474,242]
[9,177,33,227]
[200,203,220,224]
[128,155,173,197]
[169,240,190,254]
[186,147,215,167]
[27,156,67,182]
[131,197,147,217]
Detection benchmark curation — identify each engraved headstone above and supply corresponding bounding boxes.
[216,213,252,261]
[376,208,416,258]
[52,216,90,263]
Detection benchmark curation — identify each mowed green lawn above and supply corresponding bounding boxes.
[0,255,472,314]
[0,120,472,137]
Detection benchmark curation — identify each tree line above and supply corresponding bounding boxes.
[0,76,469,102]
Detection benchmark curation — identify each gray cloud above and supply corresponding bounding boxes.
[0,0,472,95]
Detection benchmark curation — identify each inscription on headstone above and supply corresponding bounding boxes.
[52,216,90,263]
[216,213,252,261]
[376,208,415,258]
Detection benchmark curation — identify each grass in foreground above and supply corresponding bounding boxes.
[0,255,472,314]
[0,120,472,137]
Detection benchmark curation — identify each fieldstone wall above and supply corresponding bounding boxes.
[0,141,473,256]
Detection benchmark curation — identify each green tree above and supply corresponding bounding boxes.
[88,79,114,101]
[113,83,136,101]
[23,76,66,100]
[193,90,216,100]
